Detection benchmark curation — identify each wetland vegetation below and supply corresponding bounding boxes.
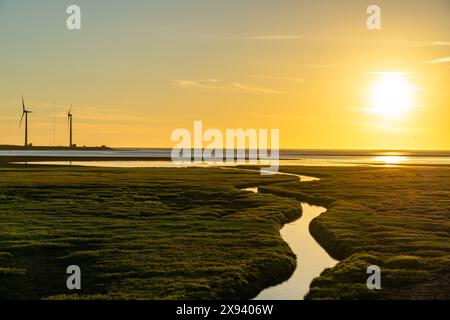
[257,165,450,299]
[0,163,448,299]
[0,164,300,299]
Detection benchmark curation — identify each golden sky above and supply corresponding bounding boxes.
[0,0,449,149]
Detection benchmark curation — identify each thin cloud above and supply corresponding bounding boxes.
[428,41,450,46]
[192,34,450,47]
[425,57,450,64]
[248,75,304,83]
[174,80,231,92]
[368,71,412,76]
[248,113,317,121]
[175,79,291,94]
[195,34,311,41]
[231,83,287,94]
[254,62,339,69]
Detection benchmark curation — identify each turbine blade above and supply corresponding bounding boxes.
[69,105,72,115]
[19,112,24,127]
[22,95,25,111]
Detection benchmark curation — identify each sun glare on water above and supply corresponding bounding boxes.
[369,73,416,117]
[373,156,406,164]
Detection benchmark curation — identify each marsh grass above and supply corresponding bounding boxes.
[0,164,300,299]
[257,166,450,299]
[1,164,448,300]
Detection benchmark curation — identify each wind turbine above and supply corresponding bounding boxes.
[19,96,32,147]
[67,105,73,147]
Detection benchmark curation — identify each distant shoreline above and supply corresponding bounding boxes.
[0,145,111,151]
[0,146,449,155]
[0,156,172,162]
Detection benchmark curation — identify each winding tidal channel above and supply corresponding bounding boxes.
[237,170,338,300]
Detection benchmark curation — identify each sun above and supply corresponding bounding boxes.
[369,73,416,117]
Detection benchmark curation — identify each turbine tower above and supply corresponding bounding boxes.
[19,96,32,147]
[68,105,73,147]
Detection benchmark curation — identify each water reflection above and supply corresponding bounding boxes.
[254,203,338,300]
[12,154,450,168]
[373,156,406,164]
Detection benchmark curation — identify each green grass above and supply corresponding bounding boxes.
[1,164,449,300]
[257,165,450,299]
[0,164,300,300]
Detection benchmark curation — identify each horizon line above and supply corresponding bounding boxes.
[1,144,449,153]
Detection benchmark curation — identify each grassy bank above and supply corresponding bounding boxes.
[0,164,300,299]
[258,166,450,299]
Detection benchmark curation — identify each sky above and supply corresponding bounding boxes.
[0,0,449,149]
